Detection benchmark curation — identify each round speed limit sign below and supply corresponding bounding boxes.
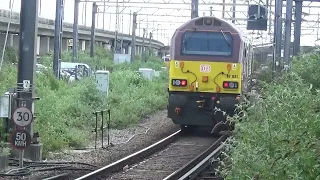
[12,107,33,127]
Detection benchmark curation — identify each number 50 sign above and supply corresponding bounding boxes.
[12,107,33,127]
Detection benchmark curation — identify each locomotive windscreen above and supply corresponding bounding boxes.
[181,31,233,56]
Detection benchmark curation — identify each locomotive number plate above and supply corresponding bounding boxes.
[200,64,211,73]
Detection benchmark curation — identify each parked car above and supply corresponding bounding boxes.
[60,62,92,81]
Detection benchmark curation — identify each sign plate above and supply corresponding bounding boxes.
[12,107,33,127]
[232,64,237,70]
[175,61,180,68]
[200,64,211,73]
[10,129,31,150]
[23,80,31,91]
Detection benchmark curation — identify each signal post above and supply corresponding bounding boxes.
[8,0,42,162]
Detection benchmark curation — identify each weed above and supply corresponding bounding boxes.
[218,51,320,179]
[0,48,168,157]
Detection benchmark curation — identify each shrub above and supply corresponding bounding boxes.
[220,51,320,179]
[0,48,168,157]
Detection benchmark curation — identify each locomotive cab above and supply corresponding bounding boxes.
[167,16,252,135]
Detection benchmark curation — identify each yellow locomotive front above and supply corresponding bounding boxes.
[167,17,252,134]
[169,61,242,94]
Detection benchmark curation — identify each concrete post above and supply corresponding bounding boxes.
[8,33,14,47]
[80,40,86,51]
[85,40,90,50]
[39,36,50,55]
[62,38,68,51]
[128,46,132,55]
[49,37,54,53]
[13,34,19,50]
[36,36,40,55]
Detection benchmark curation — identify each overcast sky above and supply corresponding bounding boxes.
[1,0,320,46]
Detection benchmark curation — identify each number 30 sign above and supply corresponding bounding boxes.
[12,107,33,127]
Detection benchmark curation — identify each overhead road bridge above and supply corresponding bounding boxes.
[0,9,164,56]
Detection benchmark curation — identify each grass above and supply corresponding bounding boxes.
[218,51,320,179]
[0,47,168,157]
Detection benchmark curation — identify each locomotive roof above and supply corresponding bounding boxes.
[176,16,247,43]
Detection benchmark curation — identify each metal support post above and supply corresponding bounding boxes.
[90,2,97,57]
[53,0,63,79]
[18,0,38,141]
[232,0,236,24]
[142,28,146,60]
[73,0,79,62]
[121,4,124,50]
[130,12,137,62]
[191,0,198,19]
[267,0,272,34]
[222,0,225,18]
[84,0,87,26]
[103,0,106,30]
[274,0,283,59]
[317,13,320,40]
[114,0,119,53]
[283,0,293,67]
[59,2,64,60]
[293,1,302,56]
[148,32,152,56]
[210,7,213,16]
[129,10,132,35]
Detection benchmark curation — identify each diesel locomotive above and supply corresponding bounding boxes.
[167,16,253,134]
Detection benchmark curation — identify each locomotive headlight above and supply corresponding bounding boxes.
[228,82,235,88]
[174,80,181,86]
[222,81,238,89]
[204,18,213,26]
[172,79,188,87]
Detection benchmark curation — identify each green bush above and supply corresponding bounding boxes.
[220,51,320,179]
[0,48,168,157]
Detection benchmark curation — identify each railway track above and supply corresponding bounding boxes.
[70,130,227,180]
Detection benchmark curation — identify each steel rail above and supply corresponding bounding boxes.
[179,139,226,179]
[75,130,181,180]
[163,135,228,180]
[42,173,70,180]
